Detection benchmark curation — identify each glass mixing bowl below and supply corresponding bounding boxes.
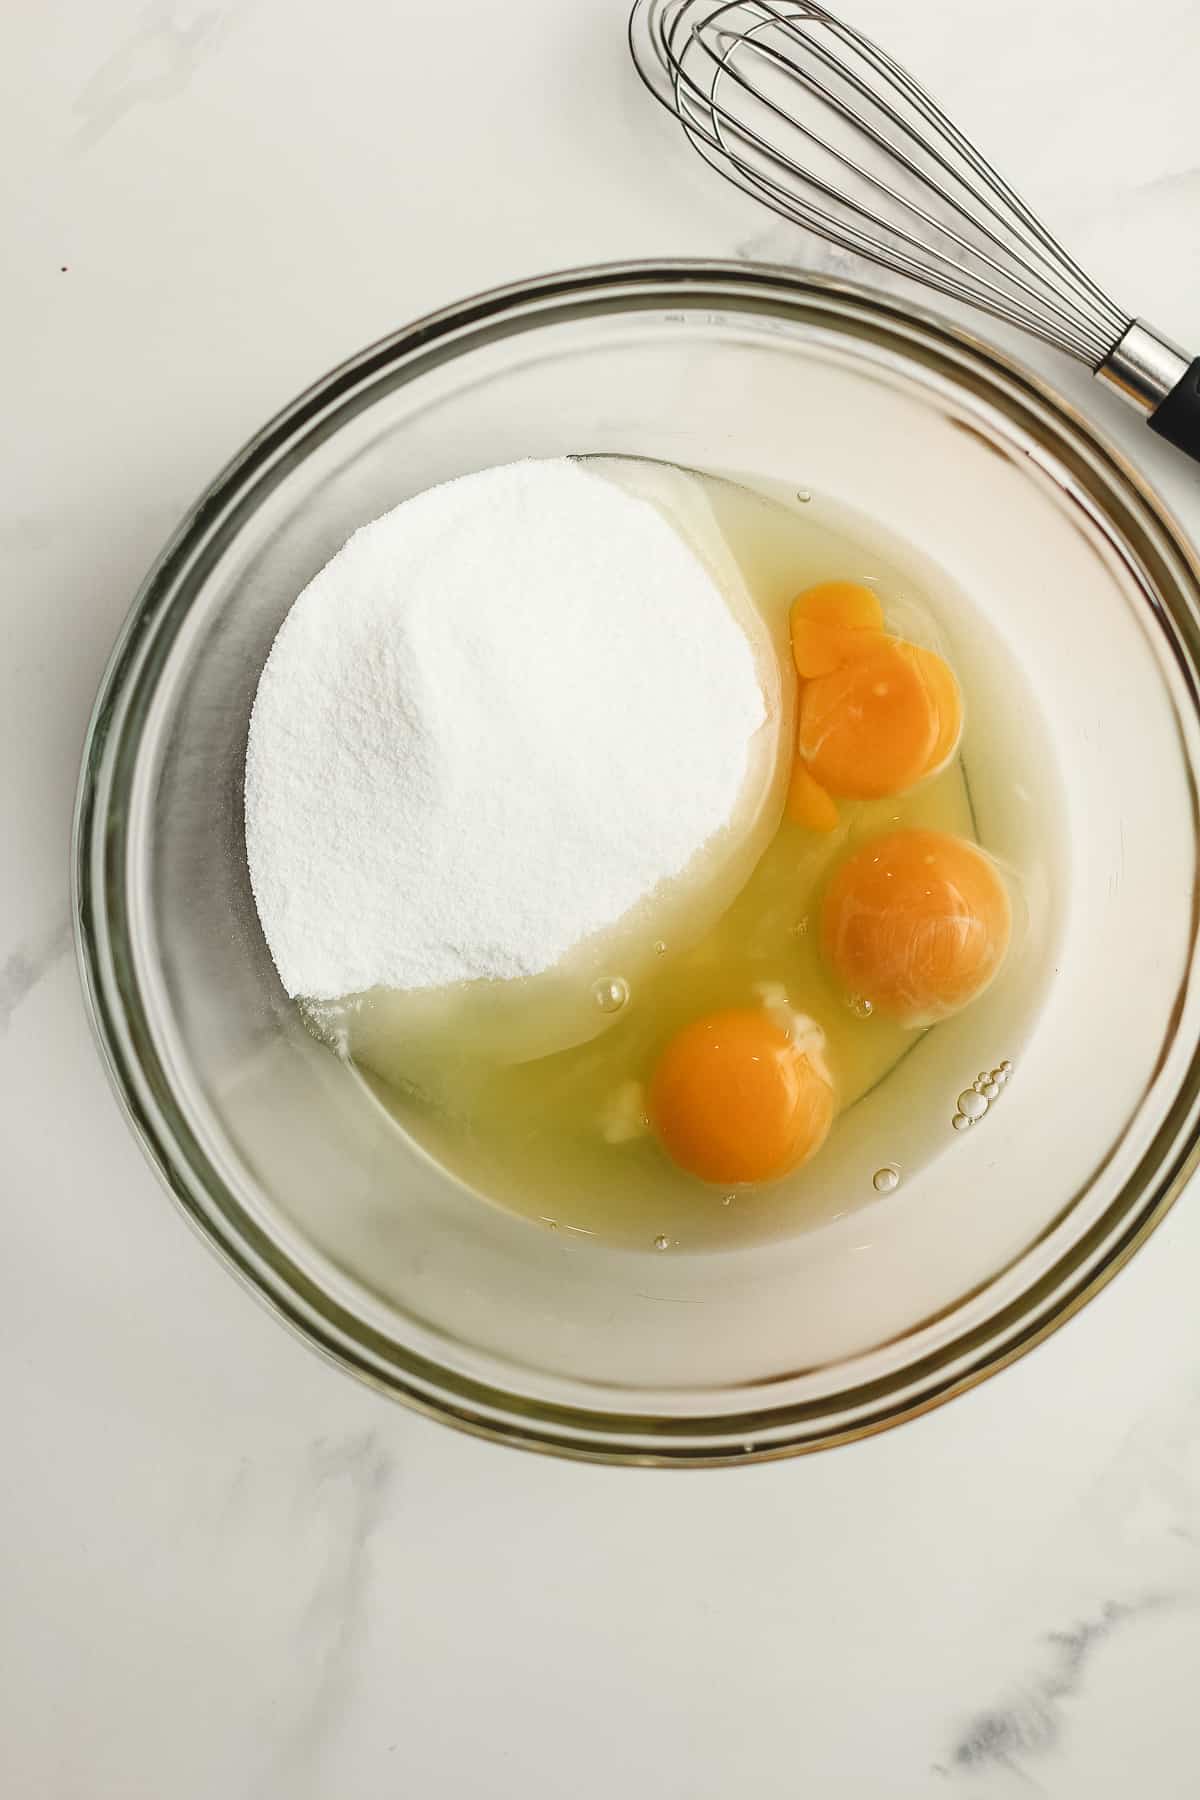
[74,262,1200,1464]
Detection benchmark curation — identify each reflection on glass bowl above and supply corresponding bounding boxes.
[74,263,1200,1464]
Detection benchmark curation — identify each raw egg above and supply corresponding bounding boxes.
[789,580,887,678]
[798,639,963,800]
[648,1006,835,1184]
[786,759,840,832]
[821,828,1011,1024]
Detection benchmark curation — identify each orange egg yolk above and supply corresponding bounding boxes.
[790,580,887,679]
[786,583,964,823]
[648,1007,835,1185]
[786,759,840,832]
[821,828,1011,1024]
[798,640,963,800]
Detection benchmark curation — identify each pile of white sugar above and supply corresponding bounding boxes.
[245,458,766,1001]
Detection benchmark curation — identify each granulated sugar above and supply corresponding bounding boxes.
[245,458,767,1001]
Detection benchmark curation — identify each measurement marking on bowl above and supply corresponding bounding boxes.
[951,1062,1014,1130]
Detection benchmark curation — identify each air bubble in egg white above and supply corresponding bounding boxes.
[654,1234,670,1251]
[957,1089,989,1121]
[593,976,629,1014]
[872,1166,899,1194]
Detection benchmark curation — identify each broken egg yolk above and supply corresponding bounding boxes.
[786,759,841,832]
[789,579,887,678]
[821,828,1011,1025]
[798,639,963,799]
[787,583,964,817]
[648,1007,835,1185]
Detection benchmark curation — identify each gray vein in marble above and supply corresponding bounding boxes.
[268,1432,396,1792]
[1131,162,1200,201]
[72,1,245,149]
[733,217,907,297]
[735,218,826,270]
[938,1594,1175,1785]
[0,917,71,1034]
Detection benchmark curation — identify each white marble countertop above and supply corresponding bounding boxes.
[6,1,1200,1794]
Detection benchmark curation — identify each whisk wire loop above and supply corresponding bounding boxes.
[695,29,1098,354]
[633,0,1130,368]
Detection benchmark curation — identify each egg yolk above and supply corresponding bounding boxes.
[786,758,840,832]
[787,583,964,824]
[648,1007,835,1185]
[798,640,963,800]
[821,828,1011,1024]
[790,580,887,679]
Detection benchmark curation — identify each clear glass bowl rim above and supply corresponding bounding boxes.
[73,258,1200,1466]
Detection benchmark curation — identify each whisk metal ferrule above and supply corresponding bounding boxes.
[1098,322,1193,413]
[1098,323,1200,459]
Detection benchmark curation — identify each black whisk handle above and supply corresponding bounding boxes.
[1098,322,1200,465]
[1150,359,1200,464]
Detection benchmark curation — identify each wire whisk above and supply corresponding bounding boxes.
[629,0,1200,464]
